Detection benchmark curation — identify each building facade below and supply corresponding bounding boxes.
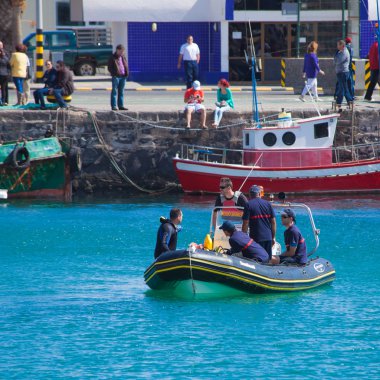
[23,1,380,83]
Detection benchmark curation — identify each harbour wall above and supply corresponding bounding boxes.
[0,108,379,195]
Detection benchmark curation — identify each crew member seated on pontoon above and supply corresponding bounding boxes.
[154,208,183,259]
[271,209,307,265]
[219,221,269,263]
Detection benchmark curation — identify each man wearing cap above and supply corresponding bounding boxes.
[272,208,307,265]
[184,80,206,129]
[219,221,269,263]
[154,208,183,259]
[242,185,276,259]
[177,35,200,89]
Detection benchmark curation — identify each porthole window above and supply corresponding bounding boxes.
[282,132,296,146]
[263,132,277,147]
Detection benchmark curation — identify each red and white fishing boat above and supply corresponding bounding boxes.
[173,111,380,194]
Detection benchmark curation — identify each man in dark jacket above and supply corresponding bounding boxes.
[33,60,57,107]
[108,44,129,111]
[364,39,379,102]
[42,60,73,109]
[0,41,10,106]
[154,208,183,259]
[242,185,276,259]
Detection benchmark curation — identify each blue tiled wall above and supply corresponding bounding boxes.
[360,20,377,58]
[127,22,225,83]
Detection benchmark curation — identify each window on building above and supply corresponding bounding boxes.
[234,0,347,11]
[56,1,85,27]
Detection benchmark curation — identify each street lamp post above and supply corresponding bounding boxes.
[296,0,301,58]
[35,0,44,82]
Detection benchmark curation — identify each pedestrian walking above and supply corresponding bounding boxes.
[299,41,325,102]
[345,37,355,99]
[21,44,31,105]
[177,35,200,89]
[107,44,129,111]
[0,41,10,106]
[333,40,353,112]
[9,43,28,106]
[364,39,379,102]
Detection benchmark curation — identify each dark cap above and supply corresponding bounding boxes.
[281,208,296,221]
[219,220,236,232]
[249,185,261,194]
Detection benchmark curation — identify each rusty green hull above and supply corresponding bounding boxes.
[0,137,71,200]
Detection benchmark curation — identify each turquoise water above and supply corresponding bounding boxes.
[1,195,379,379]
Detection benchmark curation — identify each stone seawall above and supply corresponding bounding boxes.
[0,108,379,195]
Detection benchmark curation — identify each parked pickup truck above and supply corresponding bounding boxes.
[23,29,113,76]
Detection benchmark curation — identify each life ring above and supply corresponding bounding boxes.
[12,145,30,170]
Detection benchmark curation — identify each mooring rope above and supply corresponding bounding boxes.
[87,111,176,194]
[69,105,248,131]
[188,245,197,294]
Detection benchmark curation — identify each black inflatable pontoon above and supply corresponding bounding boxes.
[144,249,335,295]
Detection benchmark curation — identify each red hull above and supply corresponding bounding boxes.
[173,158,380,194]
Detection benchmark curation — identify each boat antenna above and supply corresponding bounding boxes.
[246,20,260,126]
[237,153,263,192]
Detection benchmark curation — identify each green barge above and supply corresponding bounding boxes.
[0,137,73,201]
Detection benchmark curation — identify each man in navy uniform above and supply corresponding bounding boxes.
[154,208,183,259]
[219,221,269,263]
[242,185,276,258]
[272,208,307,265]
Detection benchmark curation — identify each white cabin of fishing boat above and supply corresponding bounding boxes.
[243,113,339,168]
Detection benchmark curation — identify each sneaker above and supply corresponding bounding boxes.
[299,96,306,102]
[364,98,374,102]
[112,107,118,111]
[118,106,128,111]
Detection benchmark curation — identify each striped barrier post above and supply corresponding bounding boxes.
[352,60,356,83]
[364,60,370,90]
[35,28,44,82]
[281,59,286,87]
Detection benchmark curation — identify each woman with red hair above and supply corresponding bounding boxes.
[212,78,234,128]
[299,41,324,102]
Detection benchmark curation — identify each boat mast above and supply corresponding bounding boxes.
[247,21,260,126]
[377,0,380,62]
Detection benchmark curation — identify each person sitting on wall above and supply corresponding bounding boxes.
[183,80,207,129]
[212,78,234,128]
[219,220,269,263]
[271,209,307,265]
[33,60,57,107]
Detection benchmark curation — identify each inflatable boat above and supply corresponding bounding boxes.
[144,197,335,296]
[144,249,335,295]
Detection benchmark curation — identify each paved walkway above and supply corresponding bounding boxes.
[3,75,378,113]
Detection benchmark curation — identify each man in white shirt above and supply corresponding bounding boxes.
[177,35,200,89]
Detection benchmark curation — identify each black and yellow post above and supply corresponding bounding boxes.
[352,60,356,83]
[35,28,44,82]
[281,59,286,87]
[365,60,371,90]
